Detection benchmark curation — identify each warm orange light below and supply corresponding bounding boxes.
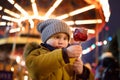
[44,0,63,19]
[56,5,95,20]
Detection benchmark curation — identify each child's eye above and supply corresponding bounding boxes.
[64,37,68,40]
[52,34,69,41]
[54,36,60,39]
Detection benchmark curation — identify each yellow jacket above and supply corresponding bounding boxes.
[23,42,94,80]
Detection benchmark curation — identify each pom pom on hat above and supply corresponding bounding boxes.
[37,19,72,43]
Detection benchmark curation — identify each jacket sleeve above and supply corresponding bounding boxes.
[25,48,67,76]
[62,48,70,63]
[76,65,90,80]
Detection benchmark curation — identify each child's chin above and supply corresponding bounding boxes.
[56,47,63,49]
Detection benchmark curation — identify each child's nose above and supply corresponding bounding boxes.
[59,39,64,44]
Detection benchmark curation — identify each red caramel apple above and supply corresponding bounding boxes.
[73,28,88,41]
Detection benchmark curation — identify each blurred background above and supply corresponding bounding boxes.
[0,0,120,80]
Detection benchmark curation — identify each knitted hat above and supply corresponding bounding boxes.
[37,19,72,43]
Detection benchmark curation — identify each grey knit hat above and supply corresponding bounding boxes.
[37,19,72,43]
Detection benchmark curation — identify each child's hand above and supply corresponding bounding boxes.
[73,58,83,74]
[66,45,82,58]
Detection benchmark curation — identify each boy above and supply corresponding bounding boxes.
[24,19,90,80]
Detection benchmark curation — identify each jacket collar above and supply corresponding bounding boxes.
[41,43,56,51]
[41,43,70,51]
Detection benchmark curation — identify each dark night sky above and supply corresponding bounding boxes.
[107,0,120,35]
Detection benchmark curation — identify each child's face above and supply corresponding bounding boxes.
[46,33,69,48]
